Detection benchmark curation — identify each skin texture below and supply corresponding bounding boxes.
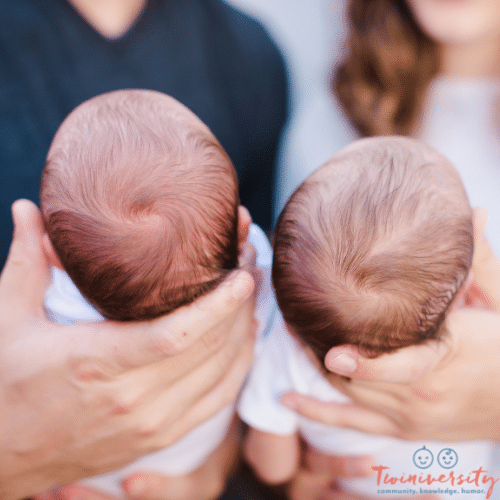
[67,0,148,39]
[405,0,500,47]
[406,0,500,76]
[35,418,242,500]
[286,446,436,500]
[0,199,256,500]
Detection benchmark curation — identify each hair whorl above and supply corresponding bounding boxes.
[273,137,472,360]
[41,90,239,320]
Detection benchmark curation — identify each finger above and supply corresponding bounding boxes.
[68,269,255,373]
[55,484,118,500]
[287,469,333,500]
[143,329,255,448]
[280,394,399,437]
[123,467,227,500]
[174,330,255,422]
[319,490,361,500]
[304,448,373,477]
[102,313,255,423]
[123,472,174,500]
[323,343,446,383]
[123,472,199,500]
[33,489,60,500]
[0,199,50,319]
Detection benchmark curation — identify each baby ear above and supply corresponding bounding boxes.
[237,205,252,244]
[42,233,64,270]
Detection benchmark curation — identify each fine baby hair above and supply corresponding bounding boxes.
[273,136,473,360]
[40,89,239,321]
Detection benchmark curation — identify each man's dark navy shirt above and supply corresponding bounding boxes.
[0,0,288,266]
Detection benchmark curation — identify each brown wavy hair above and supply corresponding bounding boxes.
[334,0,440,136]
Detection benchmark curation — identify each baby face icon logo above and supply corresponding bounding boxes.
[437,448,458,469]
[413,446,434,469]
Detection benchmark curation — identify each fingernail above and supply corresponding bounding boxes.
[328,353,357,375]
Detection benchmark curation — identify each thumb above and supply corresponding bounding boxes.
[322,342,446,384]
[0,199,50,320]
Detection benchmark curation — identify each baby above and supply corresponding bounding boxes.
[41,89,276,497]
[238,136,497,499]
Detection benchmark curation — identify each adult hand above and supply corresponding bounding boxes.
[286,446,437,500]
[41,442,437,500]
[0,200,256,500]
[281,207,500,442]
[35,417,242,500]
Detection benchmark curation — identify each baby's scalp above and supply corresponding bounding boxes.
[273,136,473,359]
[41,89,239,320]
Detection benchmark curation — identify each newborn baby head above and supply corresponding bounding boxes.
[273,136,473,360]
[41,89,240,321]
